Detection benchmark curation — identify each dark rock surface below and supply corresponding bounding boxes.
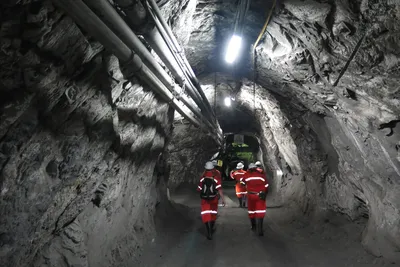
[0,1,174,266]
[167,122,218,191]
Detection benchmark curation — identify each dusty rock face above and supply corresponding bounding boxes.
[159,0,198,46]
[0,1,175,266]
[256,1,400,260]
[167,123,218,191]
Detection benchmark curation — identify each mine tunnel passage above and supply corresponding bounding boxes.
[156,83,390,267]
[1,0,400,266]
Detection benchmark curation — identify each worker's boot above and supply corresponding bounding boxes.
[250,218,256,231]
[205,222,213,240]
[256,218,264,236]
[238,198,243,208]
[210,220,216,233]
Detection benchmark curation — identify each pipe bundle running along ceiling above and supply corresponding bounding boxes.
[52,0,223,145]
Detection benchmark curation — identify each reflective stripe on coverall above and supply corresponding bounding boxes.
[241,170,269,219]
[197,170,222,223]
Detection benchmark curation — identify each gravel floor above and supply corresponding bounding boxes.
[139,186,394,267]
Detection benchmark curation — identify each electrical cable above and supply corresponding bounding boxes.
[252,0,277,112]
[253,0,277,53]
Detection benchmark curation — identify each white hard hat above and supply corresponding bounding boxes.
[248,163,257,169]
[236,162,244,169]
[205,161,214,170]
[212,160,218,166]
[255,161,262,166]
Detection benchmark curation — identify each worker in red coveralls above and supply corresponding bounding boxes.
[255,161,264,174]
[230,162,247,207]
[197,161,226,240]
[241,163,269,236]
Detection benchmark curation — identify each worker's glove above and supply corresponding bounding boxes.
[240,181,246,186]
[258,191,266,200]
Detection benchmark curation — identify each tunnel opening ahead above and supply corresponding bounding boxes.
[214,134,260,181]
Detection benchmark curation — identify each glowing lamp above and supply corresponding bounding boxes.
[225,35,242,64]
[224,97,232,107]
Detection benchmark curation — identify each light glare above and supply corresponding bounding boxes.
[224,97,231,107]
[225,35,242,64]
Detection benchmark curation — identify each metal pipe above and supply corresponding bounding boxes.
[144,17,208,113]
[83,0,216,131]
[145,4,218,128]
[83,0,172,89]
[113,0,217,129]
[147,0,218,123]
[141,65,204,129]
[114,0,147,28]
[112,0,221,137]
[111,0,205,108]
[53,0,133,62]
[52,0,208,132]
[145,28,184,83]
[145,27,207,112]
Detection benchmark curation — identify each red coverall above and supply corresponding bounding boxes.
[213,169,222,184]
[230,169,247,198]
[241,170,269,219]
[256,167,264,174]
[197,170,222,223]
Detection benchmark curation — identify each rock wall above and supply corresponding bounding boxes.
[0,1,174,266]
[199,72,400,262]
[167,123,218,191]
[255,1,400,260]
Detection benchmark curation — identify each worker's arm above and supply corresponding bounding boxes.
[197,176,204,192]
[264,176,269,193]
[218,188,226,206]
[240,176,246,185]
[215,180,226,206]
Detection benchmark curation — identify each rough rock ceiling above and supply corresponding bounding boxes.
[171,0,400,124]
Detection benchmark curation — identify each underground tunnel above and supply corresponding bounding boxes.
[0,0,400,266]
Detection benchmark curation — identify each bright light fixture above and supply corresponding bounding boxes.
[276,169,283,177]
[225,34,242,64]
[224,97,231,107]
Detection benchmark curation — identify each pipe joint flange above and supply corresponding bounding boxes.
[168,95,175,105]
[120,51,143,79]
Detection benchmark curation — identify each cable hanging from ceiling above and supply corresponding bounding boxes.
[252,0,277,112]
